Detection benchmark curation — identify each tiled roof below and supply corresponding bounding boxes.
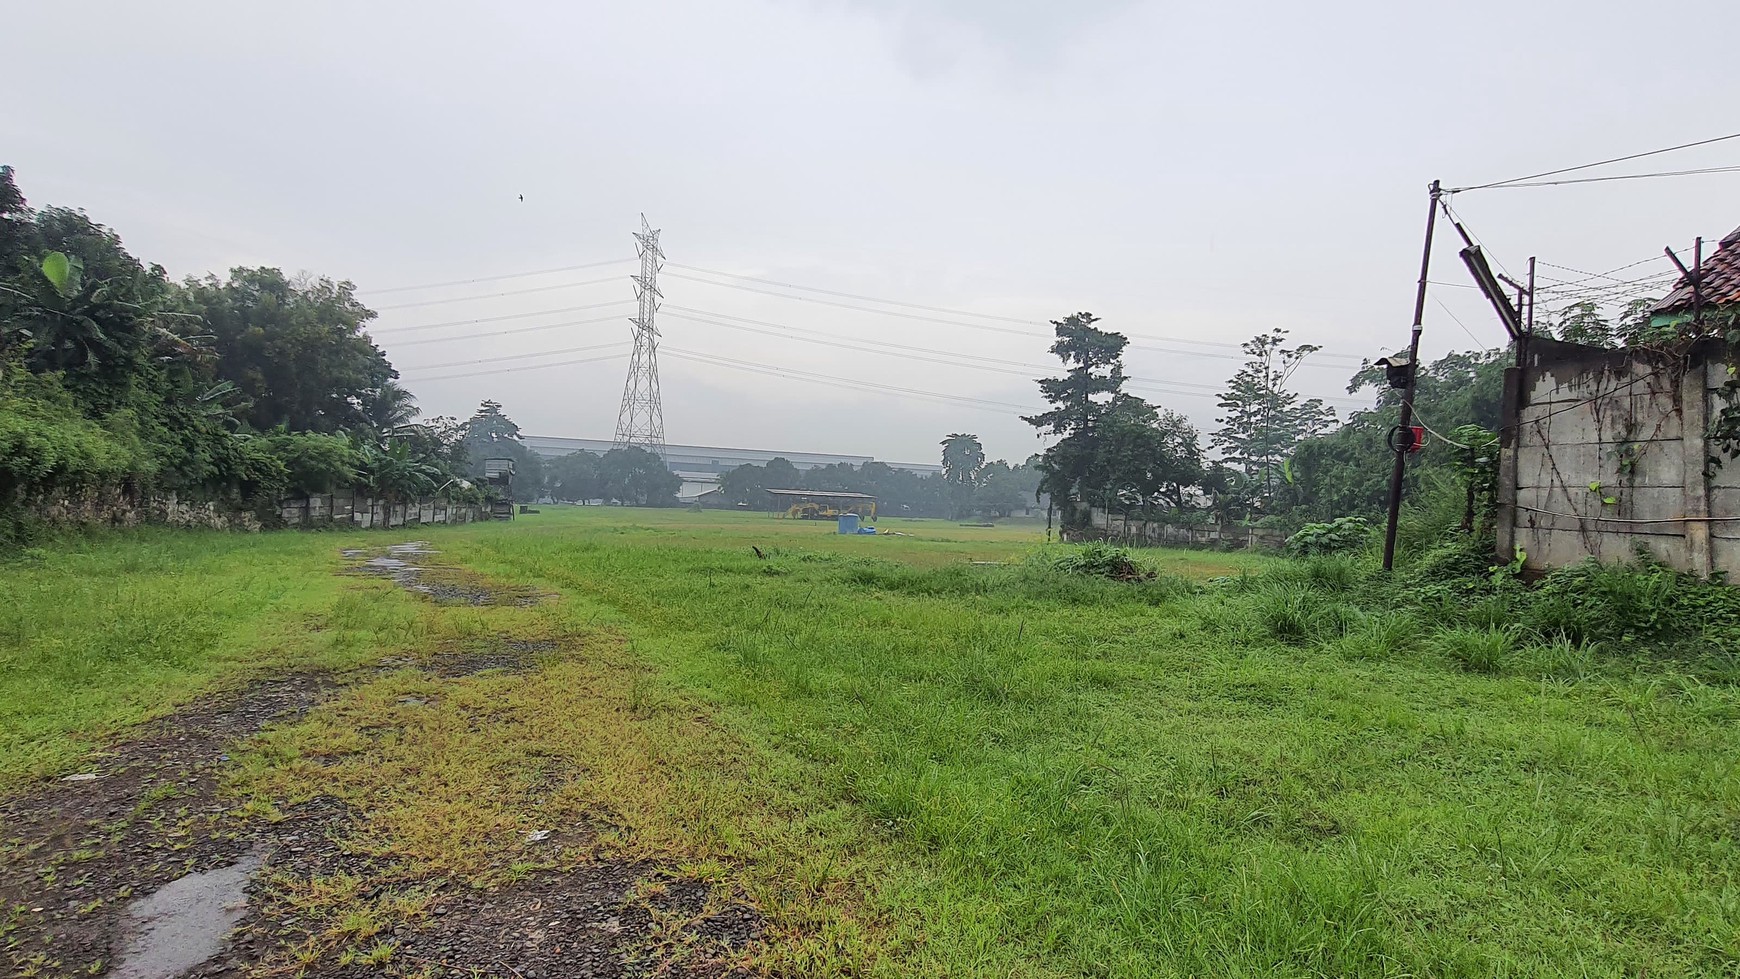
[1651,224,1740,313]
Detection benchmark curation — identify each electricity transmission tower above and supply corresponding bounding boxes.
[613,214,666,457]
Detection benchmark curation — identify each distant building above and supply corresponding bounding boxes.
[520,435,943,501]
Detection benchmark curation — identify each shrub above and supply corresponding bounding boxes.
[260,430,359,496]
[1529,558,1740,646]
[1285,516,1372,558]
[0,372,154,502]
[1040,542,1155,581]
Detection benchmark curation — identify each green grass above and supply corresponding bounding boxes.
[5,509,1738,977]
[0,527,428,784]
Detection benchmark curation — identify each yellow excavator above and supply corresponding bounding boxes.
[786,500,877,521]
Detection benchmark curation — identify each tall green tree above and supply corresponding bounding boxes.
[1021,312,1126,439]
[461,400,544,499]
[181,268,395,434]
[939,433,985,487]
[1076,395,1205,518]
[545,450,602,502]
[940,432,986,517]
[598,445,680,506]
[1022,312,1129,526]
[1211,328,1335,515]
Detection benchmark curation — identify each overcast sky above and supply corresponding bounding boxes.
[7,1,1738,466]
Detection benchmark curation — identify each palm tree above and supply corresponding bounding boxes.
[365,381,420,441]
[939,433,985,488]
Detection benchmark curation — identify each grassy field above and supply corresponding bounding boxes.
[4,508,1737,977]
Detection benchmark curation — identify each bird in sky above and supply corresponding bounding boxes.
[518,194,524,202]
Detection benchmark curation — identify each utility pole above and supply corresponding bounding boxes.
[614,214,667,459]
[1382,180,1442,571]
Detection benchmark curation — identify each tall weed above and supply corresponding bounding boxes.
[1430,626,1518,674]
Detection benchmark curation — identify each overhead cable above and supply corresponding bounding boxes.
[1449,131,1740,192]
[664,269,1357,370]
[375,275,627,310]
[370,301,633,335]
[361,258,635,295]
[403,350,629,383]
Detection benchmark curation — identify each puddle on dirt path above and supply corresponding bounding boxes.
[341,542,545,606]
[0,676,334,979]
[110,855,261,979]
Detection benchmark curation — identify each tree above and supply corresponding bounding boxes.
[763,456,801,490]
[365,380,420,439]
[0,165,32,272]
[355,439,442,503]
[1211,328,1335,516]
[719,462,771,507]
[598,445,680,506]
[971,459,1035,518]
[939,433,985,487]
[940,432,986,517]
[1021,312,1127,438]
[1551,301,1617,347]
[181,268,395,434]
[1275,346,1510,525]
[1022,312,1129,527]
[545,450,602,502]
[462,400,546,500]
[1080,395,1205,518]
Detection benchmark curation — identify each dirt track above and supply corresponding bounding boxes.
[1,546,761,979]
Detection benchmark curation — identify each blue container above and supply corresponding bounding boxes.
[837,513,860,535]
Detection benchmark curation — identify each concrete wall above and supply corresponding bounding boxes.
[1499,338,1736,576]
[277,492,484,530]
[1079,508,1287,550]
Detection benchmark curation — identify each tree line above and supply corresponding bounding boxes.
[0,167,576,530]
[1018,304,1669,535]
[701,448,1041,519]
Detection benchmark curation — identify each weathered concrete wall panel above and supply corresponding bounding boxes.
[1502,338,1735,577]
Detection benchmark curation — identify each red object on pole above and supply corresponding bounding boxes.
[1409,427,1425,453]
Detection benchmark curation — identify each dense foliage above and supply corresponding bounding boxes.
[1010,308,1516,537]
[0,167,475,536]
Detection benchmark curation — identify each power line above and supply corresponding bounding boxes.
[404,350,630,383]
[663,305,1369,406]
[1449,131,1740,193]
[668,262,1041,325]
[668,309,1234,400]
[374,275,627,310]
[1430,294,1487,347]
[663,346,1043,415]
[398,341,629,374]
[370,301,634,335]
[387,314,630,347]
[657,267,1364,368]
[1452,165,1740,191]
[361,259,635,295]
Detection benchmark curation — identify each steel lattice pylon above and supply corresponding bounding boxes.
[613,214,666,458]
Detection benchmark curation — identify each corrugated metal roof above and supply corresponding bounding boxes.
[764,488,878,500]
[1651,224,1740,314]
